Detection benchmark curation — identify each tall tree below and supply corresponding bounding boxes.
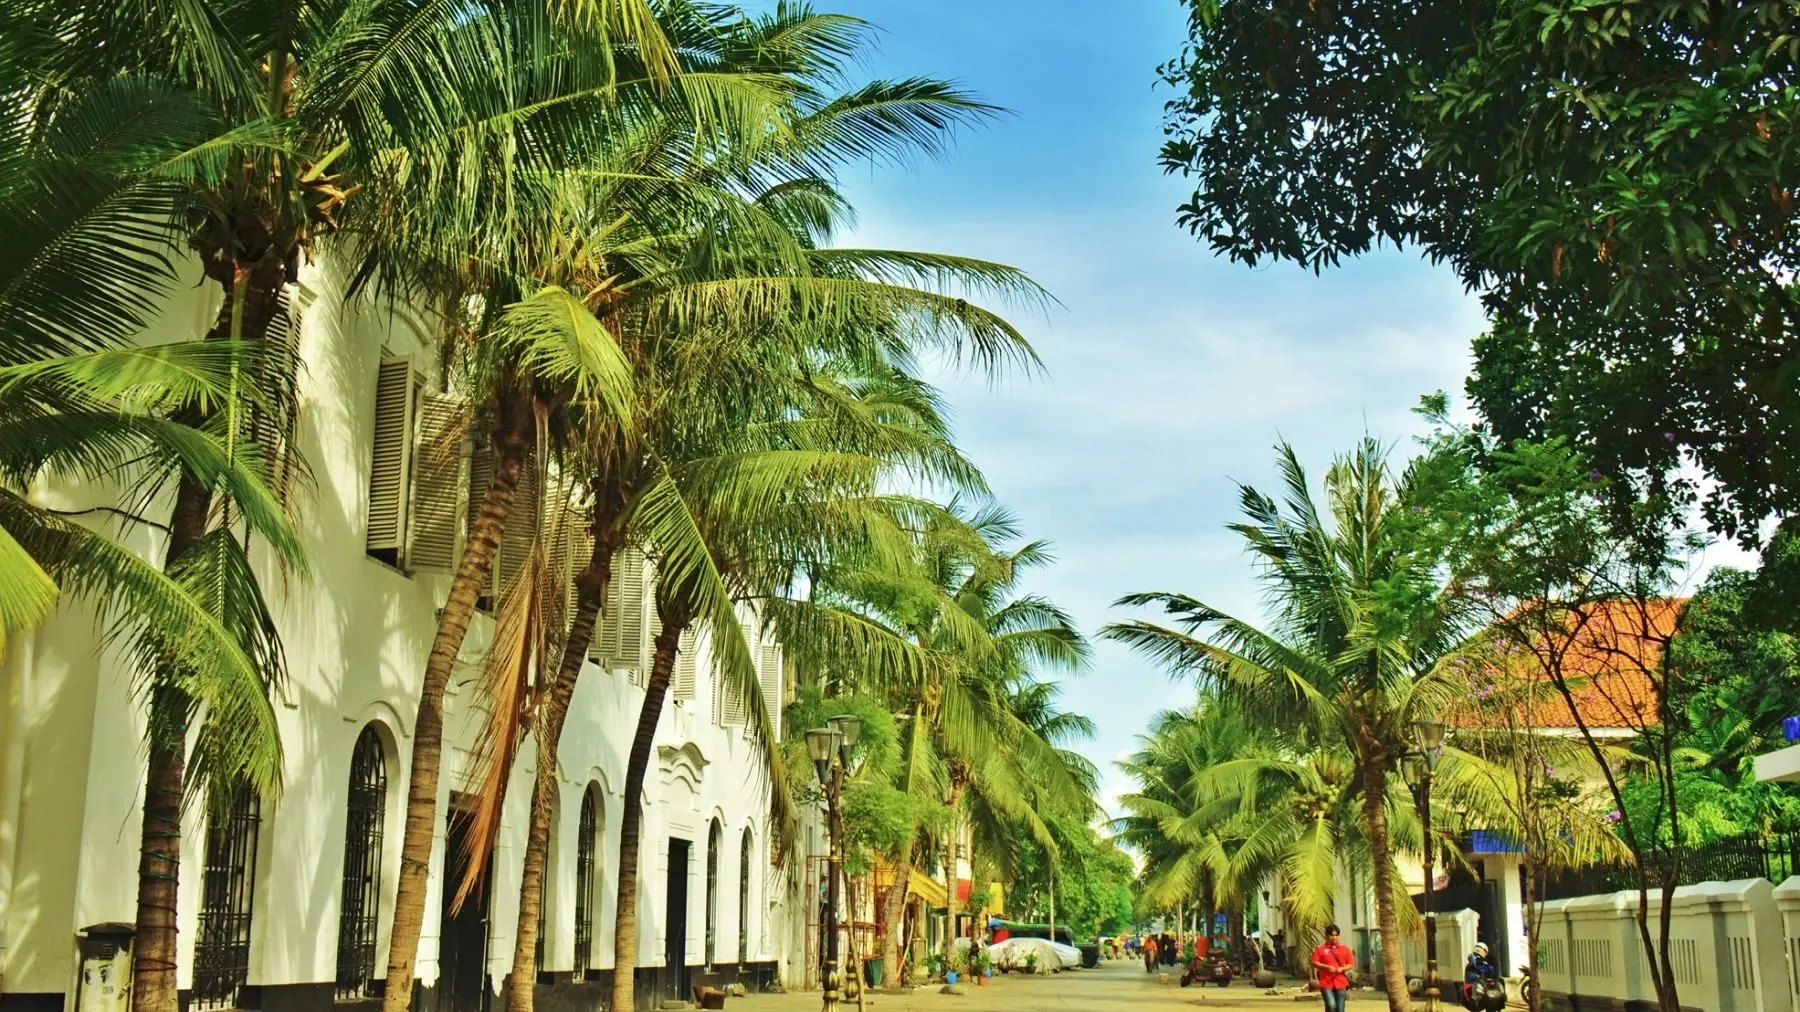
[1105,441,1471,1011]
[1159,0,1800,544]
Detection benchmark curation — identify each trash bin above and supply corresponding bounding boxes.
[864,957,884,987]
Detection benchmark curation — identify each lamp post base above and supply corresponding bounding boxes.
[821,960,840,1012]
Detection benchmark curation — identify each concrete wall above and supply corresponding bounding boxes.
[0,258,801,1012]
[1537,879,1790,1012]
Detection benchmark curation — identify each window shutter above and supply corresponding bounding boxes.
[758,644,783,738]
[465,439,499,602]
[591,548,620,664]
[612,547,648,681]
[494,450,541,596]
[718,633,750,727]
[673,630,697,700]
[406,394,467,573]
[366,358,417,556]
[563,507,593,635]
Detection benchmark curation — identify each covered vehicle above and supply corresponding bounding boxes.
[984,936,1082,972]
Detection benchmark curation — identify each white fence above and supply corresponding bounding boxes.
[1534,878,1791,1012]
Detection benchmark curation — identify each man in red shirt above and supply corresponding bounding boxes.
[1311,924,1353,1012]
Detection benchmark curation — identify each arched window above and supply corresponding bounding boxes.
[336,726,387,999]
[738,829,754,966]
[705,819,722,968]
[194,782,261,1010]
[573,785,601,976]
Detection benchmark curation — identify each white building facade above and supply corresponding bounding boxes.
[0,260,804,1012]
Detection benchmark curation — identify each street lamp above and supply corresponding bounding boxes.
[1404,718,1448,1010]
[808,721,859,1011]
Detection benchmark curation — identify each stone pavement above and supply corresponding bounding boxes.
[726,962,1393,1012]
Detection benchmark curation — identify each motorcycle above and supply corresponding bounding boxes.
[1459,974,1507,1012]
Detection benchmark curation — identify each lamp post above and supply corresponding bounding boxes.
[807,715,863,1012]
[1404,718,1449,1011]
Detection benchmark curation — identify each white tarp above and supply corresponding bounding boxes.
[983,936,1081,971]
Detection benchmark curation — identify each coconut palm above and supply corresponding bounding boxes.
[792,501,1091,983]
[1104,441,1473,1011]
[0,63,314,1012]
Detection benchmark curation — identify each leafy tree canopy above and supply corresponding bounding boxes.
[1160,0,1800,542]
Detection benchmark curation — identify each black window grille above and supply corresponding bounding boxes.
[738,830,752,966]
[705,821,721,968]
[573,787,598,976]
[336,726,387,1000]
[193,783,261,1010]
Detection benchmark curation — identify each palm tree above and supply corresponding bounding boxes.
[7,1,685,1005]
[0,63,313,1012]
[1104,441,1472,1011]
[795,502,1091,983]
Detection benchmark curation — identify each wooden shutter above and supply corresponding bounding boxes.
[718,631,750,727]
[494,450,541,596]
[563,508,593,634]
[591,548,620,664]
[407,394,467,573]
[673,630,697,700]
[758,644,783,738]
[465,439,499,602]
[366,357,417,556]
[610,547,649,681]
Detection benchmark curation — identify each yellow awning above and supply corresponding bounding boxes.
[909,868,948,908]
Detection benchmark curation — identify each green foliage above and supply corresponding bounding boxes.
[1161,0,1800,543]
[1005,817,1137,939]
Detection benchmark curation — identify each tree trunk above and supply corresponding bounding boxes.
[941,816,958,972]
[131,682,190,1012]
[129,243,278,1012]
[608,605,688,1012]
[880,853,910,988]
[381,401,532,1012]
[505,530,618,1012]
[1361,756,1412,1012]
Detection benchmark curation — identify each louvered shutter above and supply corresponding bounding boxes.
[563,509,594,634]
[758,644,783,738]
[591,548,620,664]
[673,630,697,700]
[466,439,499,602]
[366,358,417,556]
[494,450,541,596]
[407,394,467,573]
[718,633,750,727]
[612,548,649,682]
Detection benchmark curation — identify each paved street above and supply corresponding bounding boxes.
[730,963,1391,1012]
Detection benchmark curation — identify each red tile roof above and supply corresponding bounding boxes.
[1449,598,1684,731]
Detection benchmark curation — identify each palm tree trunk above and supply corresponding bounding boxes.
[381,401,533,1012]
[609,606,688,1012]
[879,854,909,989]
[132,679,191,1012]
[940,813,958,972]
[130,237,282,1012]
[1360,756,1411,1012]
[505,530,619,1012]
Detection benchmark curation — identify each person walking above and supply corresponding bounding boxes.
[1143,935,1159,973]
[1312,925,1353,1012]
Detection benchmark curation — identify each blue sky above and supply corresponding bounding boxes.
[823,1,1485,814]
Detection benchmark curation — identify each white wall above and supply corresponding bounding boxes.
[0,256,799,1007]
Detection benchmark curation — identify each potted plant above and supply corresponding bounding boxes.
[970,950,991,985]
[1023,952,1040,975]
[926,953,946,983]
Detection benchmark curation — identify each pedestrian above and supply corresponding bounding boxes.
[1312,925,1353,1012]
[1272,929,1287,970]
[1144,934,1159,973]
